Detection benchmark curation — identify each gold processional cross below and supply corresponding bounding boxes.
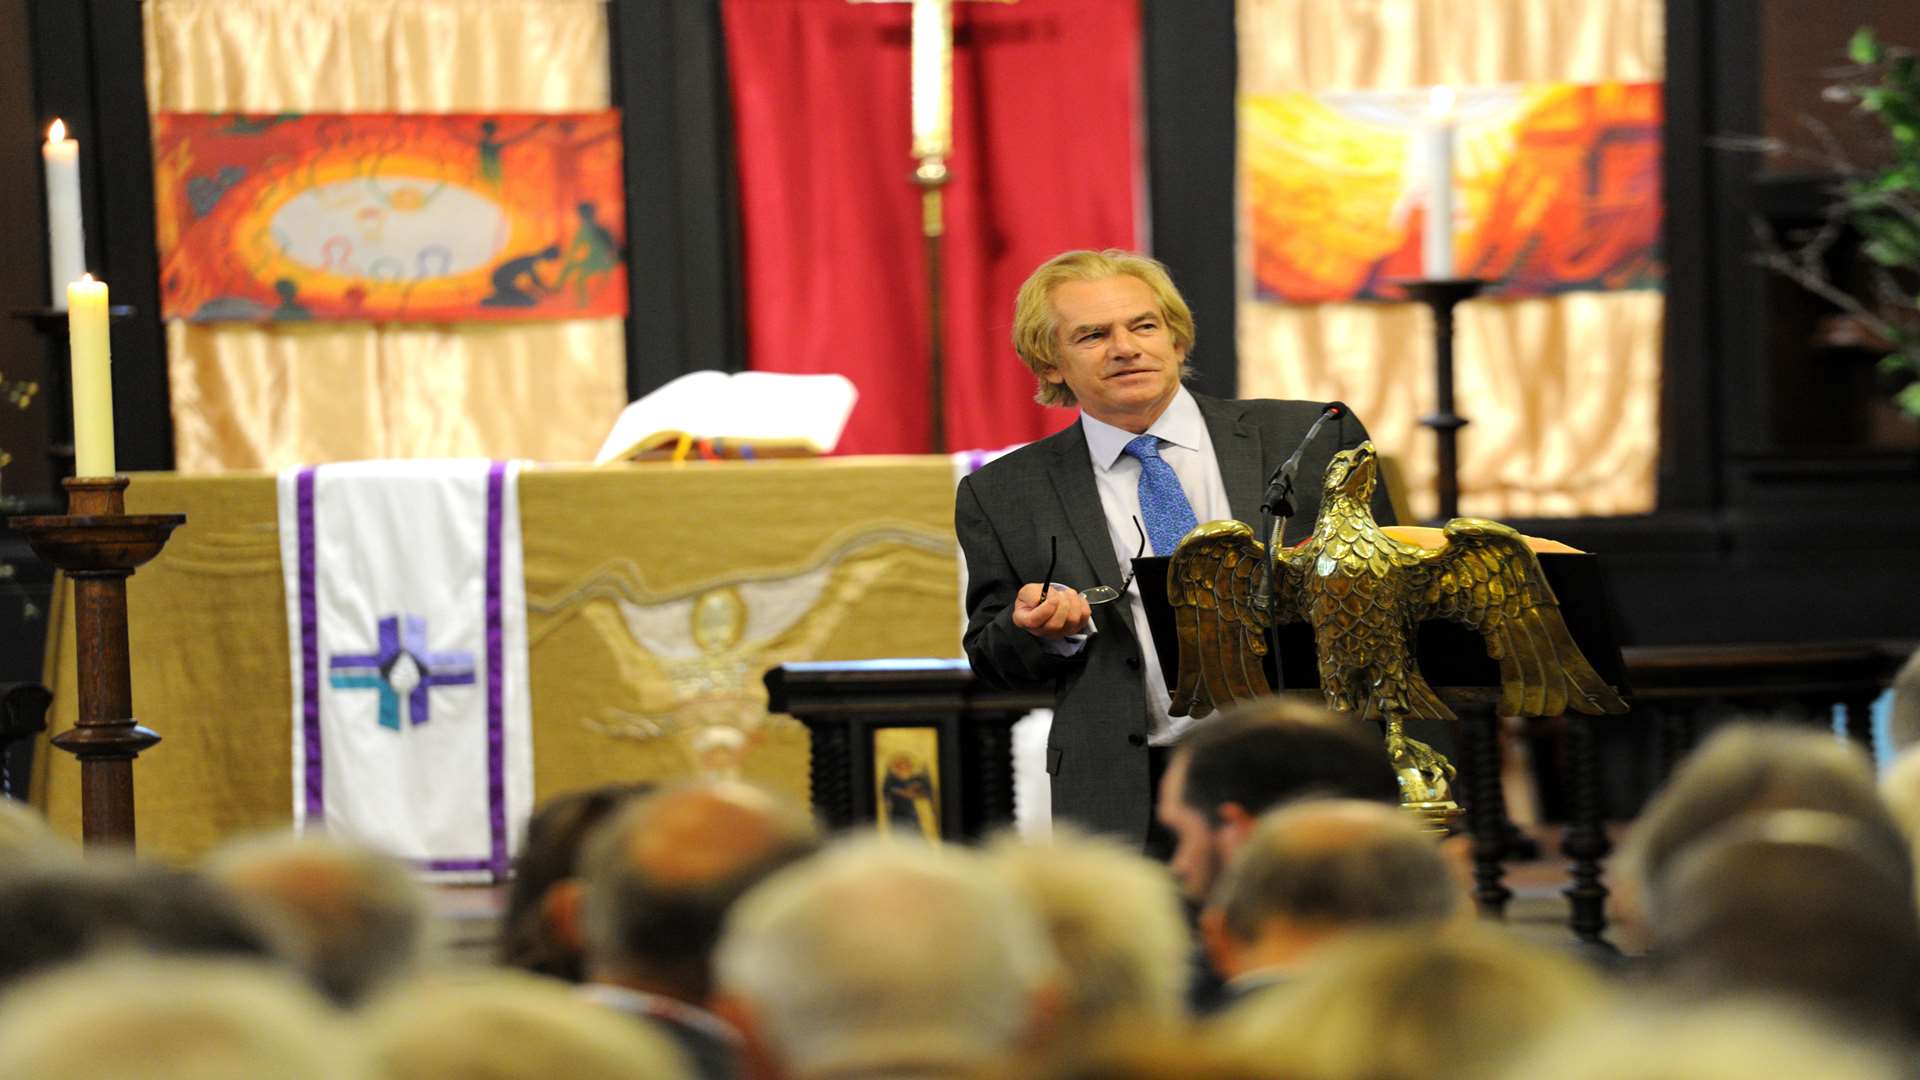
[851,0,1016,453]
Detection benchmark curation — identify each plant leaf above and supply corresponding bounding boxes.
[1896,379,1920,421]
[1852,27,1882,66]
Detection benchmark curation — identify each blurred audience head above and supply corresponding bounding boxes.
[0,799,72,864]
[361,970,690,1080]
[0,859,282,989]
[1203,798,1458,987]
[204,831,427,1007]
[1616,723,1900,942]
[579,781,819,1004]
[993,1030,1308,1080]
[0,957,363,1080]
[1159,698,1397,901]
[1214,925,1605,1080]
[714,837,1059,1079]
[1498,1001,1904,1080]
[500,782,649,981]
[987,825,1190,1038]
[1648,809,1920,1041]
[1878,741,1920,883]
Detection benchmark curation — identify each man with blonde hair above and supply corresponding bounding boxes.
[960,252,1394,847]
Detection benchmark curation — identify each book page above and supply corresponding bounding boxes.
[714,371,857,448]
[595,370,858,463]
[593,370,729,463]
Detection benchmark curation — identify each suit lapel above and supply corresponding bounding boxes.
[1199,393,1268,526]
[1045,422,1134,641]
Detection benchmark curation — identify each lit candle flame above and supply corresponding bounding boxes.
[48,118,67,143]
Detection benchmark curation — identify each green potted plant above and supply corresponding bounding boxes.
[1757,28,1920,423]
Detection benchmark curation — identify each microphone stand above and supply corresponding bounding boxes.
[1255,404,1340,681]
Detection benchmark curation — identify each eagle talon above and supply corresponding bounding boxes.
[1385,723,1455,804]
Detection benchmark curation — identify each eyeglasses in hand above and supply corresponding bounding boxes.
[1038,517,1146,607]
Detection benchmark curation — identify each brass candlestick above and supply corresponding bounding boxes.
[9,476,182,848]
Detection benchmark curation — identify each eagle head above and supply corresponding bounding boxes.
[1321,441,1378,502]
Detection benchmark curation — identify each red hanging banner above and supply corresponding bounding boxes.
[723,0,1141,454]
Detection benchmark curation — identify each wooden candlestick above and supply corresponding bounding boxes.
[9,476,183,848]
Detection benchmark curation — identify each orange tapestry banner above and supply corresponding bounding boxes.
[1245,83,1661,302]
[153,113,627,322]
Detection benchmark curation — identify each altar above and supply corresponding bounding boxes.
[29,457,964,862]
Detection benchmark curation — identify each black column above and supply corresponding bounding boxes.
[29,1,174,472]
[1142,0,1238,399]
[608,0,748,400]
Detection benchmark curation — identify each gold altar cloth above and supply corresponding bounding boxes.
[33,458,963,862]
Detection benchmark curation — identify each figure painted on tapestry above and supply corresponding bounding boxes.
[557,202,621,307]
[470,118,538,187]
[481,245,562,308]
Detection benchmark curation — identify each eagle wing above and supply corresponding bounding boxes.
[1410,518,1629,718]
[1166,521,1285,719]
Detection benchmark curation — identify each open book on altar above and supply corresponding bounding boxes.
[594,370,859,464]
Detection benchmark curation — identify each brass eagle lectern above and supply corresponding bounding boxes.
[1166,442,1628,814]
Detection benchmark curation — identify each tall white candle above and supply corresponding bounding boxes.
[43,120,86,312]
[1421,88,1457,280]
[68,275,114,477]
[909,0,954,164]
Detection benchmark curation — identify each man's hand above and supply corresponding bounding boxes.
[1011,583,1092,639]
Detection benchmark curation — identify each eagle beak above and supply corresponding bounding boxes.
[1346,443,1377,492]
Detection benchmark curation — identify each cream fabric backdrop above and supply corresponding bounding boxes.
[1237,0,1665,519]
[145,0,627,472]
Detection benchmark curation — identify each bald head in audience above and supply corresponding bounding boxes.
[1157,699,1398,902]
[988,826,1191,1038]
[363,970,691,1080]
[205,832,427,1007]
[1215,925,1605,1080]
[0,957,365,1080]
[1201,799,1459,995]
[713,838,1060,1080]
[1616,722,1903,945]
[1649,810,1920,1041]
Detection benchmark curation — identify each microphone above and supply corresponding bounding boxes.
[1260,403,1343,520]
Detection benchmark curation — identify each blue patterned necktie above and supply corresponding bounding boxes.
[1122,434,1199,556]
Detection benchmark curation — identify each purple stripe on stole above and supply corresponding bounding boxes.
[297,468,325,824]
[425,859,496,872]
[484,461,509,879]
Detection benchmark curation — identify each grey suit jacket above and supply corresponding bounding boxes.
[954,392,1393,843]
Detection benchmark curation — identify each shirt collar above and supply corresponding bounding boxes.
[577,984,742,1045]
[1080,384,1204,472]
